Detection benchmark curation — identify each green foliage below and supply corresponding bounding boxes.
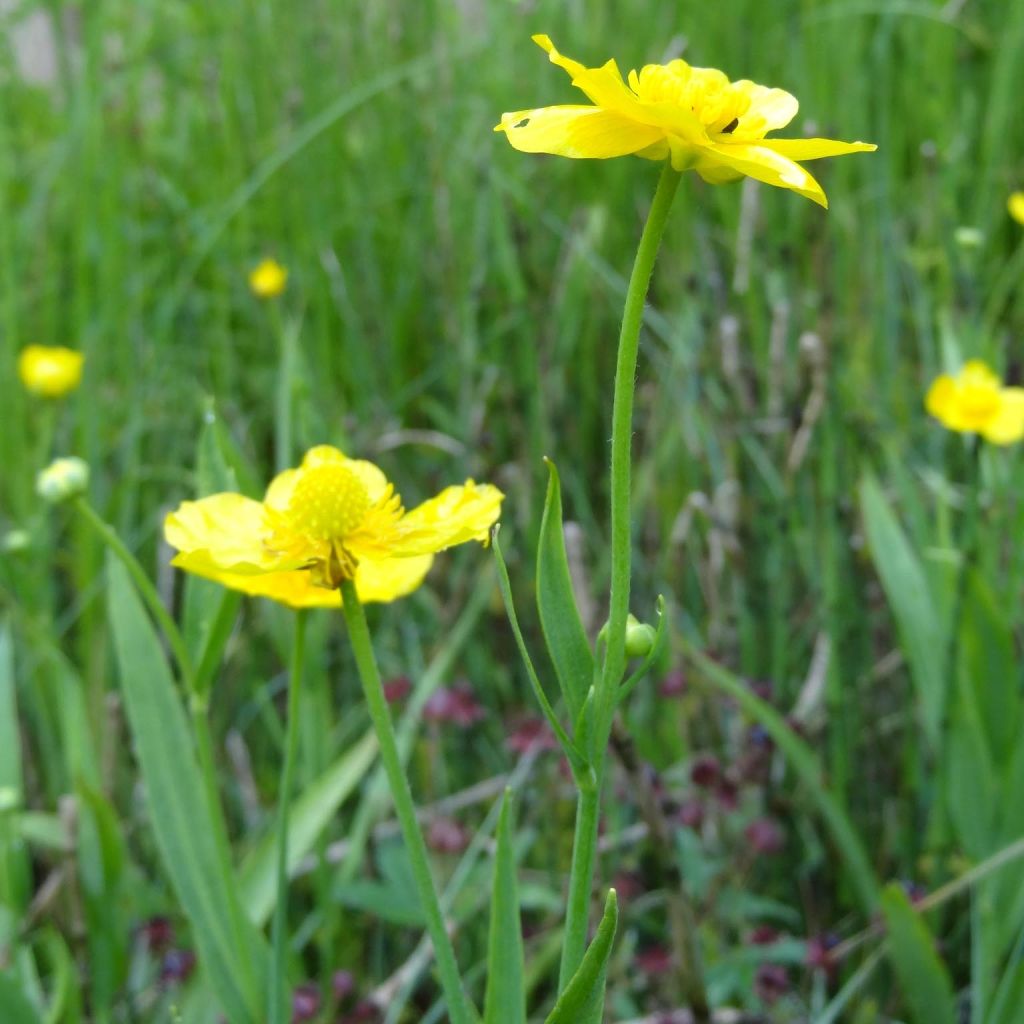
[106,556,269,1023]
[483,791,526,1024]
[880,884,957,1024]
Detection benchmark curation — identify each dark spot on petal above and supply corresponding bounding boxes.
[722,117,739,134]
[513,117,530,129]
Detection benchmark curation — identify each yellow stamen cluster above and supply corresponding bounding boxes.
[631,63,750,133]
[287,464,371,543]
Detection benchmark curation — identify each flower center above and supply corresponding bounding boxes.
[287,464,370,543]
[633,61,750,134]
[958,381,1001,422]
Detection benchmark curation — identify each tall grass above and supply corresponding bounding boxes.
[2,0,1024,1020]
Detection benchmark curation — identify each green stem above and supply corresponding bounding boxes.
[73,497,195,688]
[560,163,681,990]
[598,162,681,736]
[269,610,307,1024]
[339,579,473,1024]
[558,779,600,990]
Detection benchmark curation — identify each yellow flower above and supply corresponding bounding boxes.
[1009,192,1024,226]
[18,345,84,398]
[249,258,288,299]
[165,445,504,608]
[496,35,876,208]
[926,360,1024,445]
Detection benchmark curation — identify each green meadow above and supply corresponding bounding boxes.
[3,0,1024,1021]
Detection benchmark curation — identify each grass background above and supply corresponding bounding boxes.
[3,0,1024,1020]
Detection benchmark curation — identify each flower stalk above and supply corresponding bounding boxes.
[339,578,473,1024]
[560,162,681,989]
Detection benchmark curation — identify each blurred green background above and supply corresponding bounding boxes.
[3,0,1024,1021]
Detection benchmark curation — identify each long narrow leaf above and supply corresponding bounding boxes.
[106,557,267,1024]
[483,790,526,1024]
[544,890,618,1024]
[537,460,593,720]
[859,471,946,746]
[239,730,378,926]
[881,883,957,1024]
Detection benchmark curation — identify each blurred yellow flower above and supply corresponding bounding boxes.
[926,360,1024,445]
[496,35,876,208]
[18,345,84,398]
[165,445,503,608]
[1009,192,1024,226]
[249,258,288,298]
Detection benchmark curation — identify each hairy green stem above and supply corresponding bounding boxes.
[269,610,307,1024]
[560,163,681,991]
[339,579,473,1024]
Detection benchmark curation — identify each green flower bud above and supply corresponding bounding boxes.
[37,457,89,504]
[624,613,657,658]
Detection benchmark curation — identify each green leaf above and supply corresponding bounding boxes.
[483,791,525,1024]
[106,556,267,1024]
[859,471,946,747]
[544,890,618,1024]
[184,410,242,695]
[76,785,128,1013]
[238,730,378,926]
[537,460,593,721]
[0,973,38,1024]
[881,883,957,1024]
[492,529,587,777]
[0,624,19,797]
[959,572,1020,767]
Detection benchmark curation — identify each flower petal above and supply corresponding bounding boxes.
[982,389,1024,445]
[756,137,878,161]
[497,105,664,159]
[354,555,434,603]
[531,34,639,114]
[694,142,828,207]
[380,482,504,558]
[730,83,799,137]
[925,375,956,424]
[1010,192,1024,226]
[165,493,301,575]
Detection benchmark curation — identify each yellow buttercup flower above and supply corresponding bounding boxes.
[18,345,84,399]
[1009,192,1024,226]
[165,445,504,608]
[496,35,876,208]
[926,360,1024,445]
[249,258,288,298]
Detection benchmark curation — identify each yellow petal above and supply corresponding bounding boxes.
[1009,192,1024,226]
[982,389,1024,445]
[756,138,878,161]
[299,446,390,502]
[497,105,664,159]
[17,345,85,399]
[188,566,343,608]
[381,482,504,558]
[354,555,434,603]
[925,375,956,423]
[730,83,799,137]
[165,493,301,575]
[264,468,301,510]
[695,142,828,207]
[172,553,433,608]
[531,35,639,114]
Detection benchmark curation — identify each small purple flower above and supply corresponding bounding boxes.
[745,817,785,855]
[291,983,320,1023]
[427,817,470,854]
[690,754,721,788]
[423,682,485,727]
[159,948,196,986]
[659,669,687,697]
[754,963,788,1004]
